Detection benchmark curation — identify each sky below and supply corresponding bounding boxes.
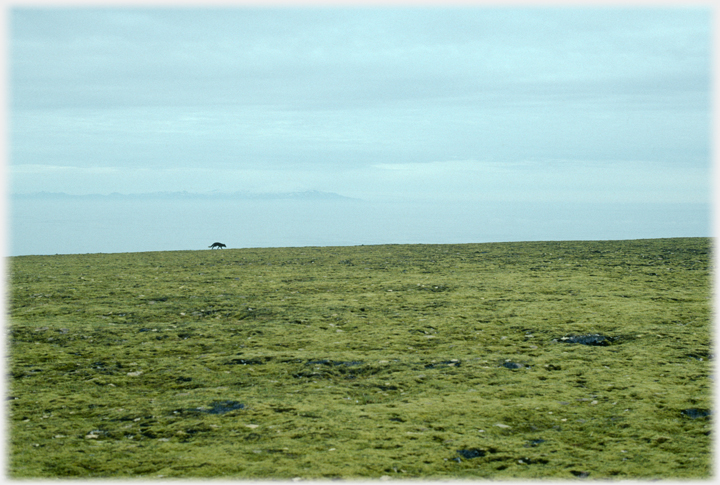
[10,7,711,203]
[7,7,712,255]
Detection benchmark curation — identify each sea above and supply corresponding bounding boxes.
[7,196,711,257]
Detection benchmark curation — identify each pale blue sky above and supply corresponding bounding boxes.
[10,7,711,206]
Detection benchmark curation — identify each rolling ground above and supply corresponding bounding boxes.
[7,237,712,478]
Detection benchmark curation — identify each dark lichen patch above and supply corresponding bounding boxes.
[8,238,712,479]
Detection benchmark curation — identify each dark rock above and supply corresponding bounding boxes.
[558,334,613,346]
[270,405,295,413]
[502,362,523,369]
[425,360,461,369]
[519,457,549,465]
[681,408,711,419]
[377,385,398,391]
[202,400,245,415]
[457,448,485,459]
[306,360,363,367]
[292,360,366,380]
[226,358,267,365]
[524,438,546,447]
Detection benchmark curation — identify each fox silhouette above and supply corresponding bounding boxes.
[209,242,226,249]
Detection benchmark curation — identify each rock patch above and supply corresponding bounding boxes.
[225,358,269,365]
[424,360,461,369]
[306,360,363,367]
[177,400,245,416]
[681,408,711,419]
[456,448,485,459]
[518,457,548,465]
[292,360,366,380]
[555,334,615,346]
[203,400,245,415]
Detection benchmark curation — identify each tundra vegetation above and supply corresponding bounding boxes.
[7,238,712,479]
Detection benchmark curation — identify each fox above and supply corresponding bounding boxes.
[209,242,227,249]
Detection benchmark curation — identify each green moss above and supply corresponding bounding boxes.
[8,238,712,478]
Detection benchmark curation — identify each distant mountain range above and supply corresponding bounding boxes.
[13,190,360,201]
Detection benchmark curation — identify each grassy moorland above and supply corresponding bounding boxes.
[7,238,712,479]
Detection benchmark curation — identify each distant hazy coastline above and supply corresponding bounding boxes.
[9,195,710,257]
[11,190,359,201]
